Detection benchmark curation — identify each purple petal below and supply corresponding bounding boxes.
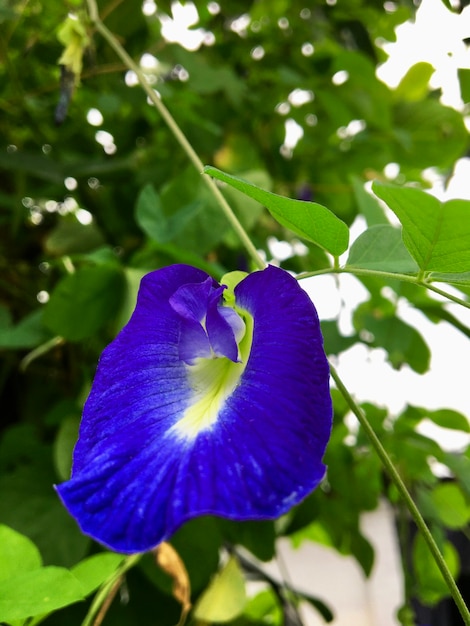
[169,277,240,364]
[205,296,244,362]
[169,277,214,323]
[56,264,332,554]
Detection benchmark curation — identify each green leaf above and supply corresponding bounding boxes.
[426,408,470,433]
[431,271,470,287]
[53,416,80,481]
[330,50,392,129]
[204,166,349,255]
[321,320,358,356]
[244,589,282,625]
[372,182,470,273]
[0,464,90,567]
[194,556,247,623]
[394,62,435,102]
[458,67,470,103]
[71,553,125,596]
[430,483,470,529]
[135,183,201,244]
[221,169,268,246]
[158,168,230,255]
[218,519,276,562]
[170,517,222,594]
[413,534,459,605]
[0,525,42,581]
[44,216,105,256]
[349,530,375,577]
[347,224,418,273]
[43,265,125,341]
[444,454,470,500]
[392,99,467,170]
[301,591,335,623]
[172,46,246,107]
[114,267,148,331]
[0,566,85,622]
[350,176,389,226]
[354,303,431,373]
[0,309,51,349]
[289,519,333,550]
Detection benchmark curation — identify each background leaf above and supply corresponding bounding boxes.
[43,265,125,341]
[0,309,51,349]
[53,416,81,482]
[394,62,435,102]
[413,534,459,606]
[429,483,470,529]
[194,556,247,623]
[135,183,202,244]
[426,408,470,433]
[354,301,431,373]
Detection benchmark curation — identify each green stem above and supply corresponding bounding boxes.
[81,554,142,626]
[423,281,470,309]
[297,266,470,310]
[20,336,64,372]
[396,501,415,623]
[85,0,265,271]
[329,363,470,626]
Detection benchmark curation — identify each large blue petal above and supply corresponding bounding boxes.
[57,264,332,553]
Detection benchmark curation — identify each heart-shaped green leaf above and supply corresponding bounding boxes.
[373,182,470,273]
[347,224,418,273]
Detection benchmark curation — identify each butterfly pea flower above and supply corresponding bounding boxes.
[56,264,332,554]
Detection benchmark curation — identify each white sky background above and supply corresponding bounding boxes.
[309,0,470,448]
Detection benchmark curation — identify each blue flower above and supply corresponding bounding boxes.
[56,264,332,554]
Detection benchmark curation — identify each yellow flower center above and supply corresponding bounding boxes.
[173,305,253,440]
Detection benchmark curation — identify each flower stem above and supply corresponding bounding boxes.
[81,554,142,626]
[329,363,470,626]
[85,0,265,271]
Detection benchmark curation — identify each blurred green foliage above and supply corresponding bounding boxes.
[1,0,470,624]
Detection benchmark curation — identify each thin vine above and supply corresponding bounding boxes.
[330,363,470,626]
[86,0,265,272]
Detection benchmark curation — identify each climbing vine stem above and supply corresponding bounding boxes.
[85,0,266,271]
[329,363,470,626]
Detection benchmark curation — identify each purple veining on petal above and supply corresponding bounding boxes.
[56,263,332,554]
